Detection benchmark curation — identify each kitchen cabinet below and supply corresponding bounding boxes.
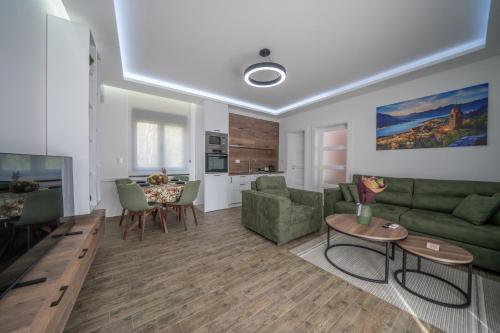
[204,173,229,212]
[203,100,229,133]
[228,114,279,174]
[229,174,280,205]
[229,174,254,205]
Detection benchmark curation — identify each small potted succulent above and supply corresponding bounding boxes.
[356,176,387,225]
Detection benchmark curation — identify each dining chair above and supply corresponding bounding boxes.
[176,175,189,181]
[120,183,166,240]
[10,188,63,249]
[115,178,133,226]
[168,180,200,231]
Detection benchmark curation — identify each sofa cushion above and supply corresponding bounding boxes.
[412,178,500,213]
[256,176,290,198]
[339,184,353,202]
[490,193,500,226]
[348,184,360,203]
[414,179,500,197]
[334,201,356,214]
[412,194,463,214]
[291,203,314,225]
[453,194,500,225]
[376,191,413,208]
[400,209,500,251]
[371,203,410,222]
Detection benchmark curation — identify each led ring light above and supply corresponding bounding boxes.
[244,49,287,88]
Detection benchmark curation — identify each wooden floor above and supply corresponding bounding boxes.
[64,207,442,333]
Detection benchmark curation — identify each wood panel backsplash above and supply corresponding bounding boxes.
[229,113,279,174]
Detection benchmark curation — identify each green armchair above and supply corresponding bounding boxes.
[242,176,323,245]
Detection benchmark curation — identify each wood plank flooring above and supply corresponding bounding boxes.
[64,207,442,333]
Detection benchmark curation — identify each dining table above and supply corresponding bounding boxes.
[142,182,185,204]
[0,192,25,222]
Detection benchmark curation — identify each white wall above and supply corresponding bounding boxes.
[98,85,195,216]
[279,55,500,188]
[0,1,66,154]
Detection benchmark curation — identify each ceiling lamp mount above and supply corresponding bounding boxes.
[244,48,286,88]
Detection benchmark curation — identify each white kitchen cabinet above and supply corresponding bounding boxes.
[229,175,252,205]
[203,100,229,133]
[229,174,272,205]
[204,173,229,212]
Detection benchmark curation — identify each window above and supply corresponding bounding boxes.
[132,109,188,174]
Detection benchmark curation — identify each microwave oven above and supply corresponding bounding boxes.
[206,131,228,153]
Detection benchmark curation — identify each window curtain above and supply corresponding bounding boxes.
[131,108,189,174]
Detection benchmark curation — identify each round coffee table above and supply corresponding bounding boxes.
[394,235,473,308]
[325,214,408,284]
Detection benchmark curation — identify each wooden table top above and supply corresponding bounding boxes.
[397,235,473,265]
[325,214,408,242]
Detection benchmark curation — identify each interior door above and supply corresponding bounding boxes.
[286,131,305,188]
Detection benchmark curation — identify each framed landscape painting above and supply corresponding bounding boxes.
[376,83,488,150]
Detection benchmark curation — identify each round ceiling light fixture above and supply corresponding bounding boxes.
[244,48,286,88]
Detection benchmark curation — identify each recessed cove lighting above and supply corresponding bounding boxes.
[113,0,490,115]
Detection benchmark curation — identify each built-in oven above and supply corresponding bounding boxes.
[206,132,228,154]
[206,153,228,173]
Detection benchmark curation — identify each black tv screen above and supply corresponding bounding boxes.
[0,153,74,296]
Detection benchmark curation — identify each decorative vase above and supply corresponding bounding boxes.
[356,204,372,225]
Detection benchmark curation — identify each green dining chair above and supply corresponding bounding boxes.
[176,175,189,181]
[12,188,63,249]
[169,180,200,231]
[120,183,166,240]
[115,178,133,226]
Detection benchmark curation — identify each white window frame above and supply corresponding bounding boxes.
[130,108,189,175]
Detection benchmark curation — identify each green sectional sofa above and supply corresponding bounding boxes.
[242,176,323,245]
[324,175,500,273]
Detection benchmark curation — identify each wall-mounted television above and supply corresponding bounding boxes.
[0,153,75,297]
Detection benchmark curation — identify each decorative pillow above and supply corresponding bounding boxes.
[348,184,360,203]
[339,183,353,202]
[490,193,500,226]
[452,194,500,225]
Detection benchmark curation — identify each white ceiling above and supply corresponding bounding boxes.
[64,0,496,115]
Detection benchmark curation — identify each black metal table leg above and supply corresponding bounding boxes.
[466,263,472,306]
[402,250,407,285]
[389,242,395,260]
[394,252,472,308]
[326,224,330,248]
[324,232,392,284]
[384,242,390,283]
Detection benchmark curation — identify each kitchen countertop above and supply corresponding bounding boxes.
[229,171,285,176]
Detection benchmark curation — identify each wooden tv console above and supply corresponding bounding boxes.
[0,209,105,333]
